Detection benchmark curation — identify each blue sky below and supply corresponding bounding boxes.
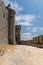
[3,0,43,40]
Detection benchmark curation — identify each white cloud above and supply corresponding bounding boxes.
[3,0,23,14]
[21,32,33,40]
[27,27,43,32]
[22,33,31,36]
[33,27,43,31]
[38,27,43,30]
[14,2,23,14]
[31,27,38,32]
[31,29,38,32]
[15,15,36,26]
[16,21,32,26]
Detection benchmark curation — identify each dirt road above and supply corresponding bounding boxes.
[0,45,43,65]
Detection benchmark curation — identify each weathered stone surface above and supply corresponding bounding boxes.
[0,1,16,44]
[0,0,8,44]
[0,45,43,65]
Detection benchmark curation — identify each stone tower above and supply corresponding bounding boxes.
[15,25,21,44]
[0,0,16,45]
[7,8,16,44]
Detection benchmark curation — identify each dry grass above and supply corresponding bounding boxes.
[0,45,17,52]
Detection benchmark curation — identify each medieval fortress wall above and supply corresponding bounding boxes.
[0,0,8,45]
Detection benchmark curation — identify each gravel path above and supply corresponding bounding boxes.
[0,45,43,65]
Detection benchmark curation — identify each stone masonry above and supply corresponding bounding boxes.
[0,0,16,45]
[8,8,16,44]
[0,0,8,45]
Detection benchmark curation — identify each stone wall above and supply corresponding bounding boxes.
[0,0,8,45]
[8,8,16,44]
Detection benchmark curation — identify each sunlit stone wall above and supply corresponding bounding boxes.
[0,0,8,45]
